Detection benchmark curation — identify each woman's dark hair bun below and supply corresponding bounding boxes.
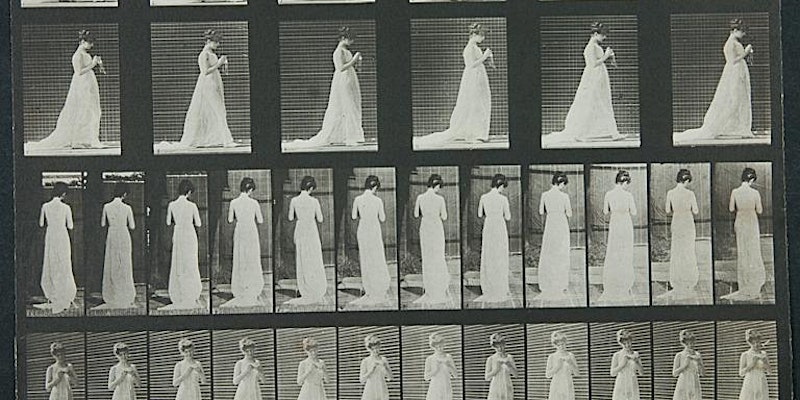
[552,171,569,186]
[300,176,317,192]
[615,170,632,184]
[741,167,757,182]
[427,174,443,188]
[78,29,95,43]
[204,29,223,42]
[590,21,608,35]
[730,18,747,32]
[338,26,354,40]
[491,173,508,189]
[469,22,486,36]
[676,168,693,184]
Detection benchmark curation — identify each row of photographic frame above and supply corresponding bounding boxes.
[18,161,780,319]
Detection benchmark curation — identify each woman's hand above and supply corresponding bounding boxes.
[92,55,102,67]
[354,52,363,62]
[745,44,754,55]
[483,48,493,60]
[604,47,615,59]
[218,55,229,66]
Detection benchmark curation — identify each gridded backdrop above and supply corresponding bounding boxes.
[24,332,86,400]
[86,332,149,400]
[276,327,337,400]
[215,170,273,288]
[589,322,653,400]
[399,167,461,282]
[338,326,401,400]
[526,323,590,400]
[712,162,773,260]
[212,329,276,400]
[400,325,464,400]
[463,324,525,400]
[275,169,335,279]
[339,167,398,280]
[151,21,251,143]
[148,330,212,400]
[21,24,120,143]
[540,15,640,137]
[411,18,509,139]
[716,321,778,400]
[652,321,715,400]
[671,13,771,135]
[279,20,378,143]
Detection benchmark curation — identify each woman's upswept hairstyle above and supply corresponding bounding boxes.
[590,21,609,35]
[741,167,757,182]
[78,29,96,43]
[204,29,223,43]
[615,170,632,184]
[469,22,486,36]
[552,171,569,186]
[676,168,693,184]
[427,174,443,189]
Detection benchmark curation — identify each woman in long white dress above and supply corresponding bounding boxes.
[737,329,770,400]
[610,329,644,400]
[413,174,451,305]
[284,27,365,150]
[424,332,458,400]
[172,339,206,400]
[359,334,393,400]
[598,171,637,305]
[537,172,573,301]
[661,169,700,302]
[232,338,266,400]
[721,168,766,302]
[45,342,78,400]
[285,176,328,305]
[29,30,103,151]
[108,343,141,400]
[671,330,704,400]
[484,333,517,400]
[543,22,623,146]
[37,182,77,314]
[415,23,494,147]
[546,331,580,400]
[297,337,330,400]
[222,177,266,308]
[674,19,754,143]
[475,174,512,303]
[351,176,391,306]
[178,29,236,148]
[96,183,136,309]
[160,180,204,310]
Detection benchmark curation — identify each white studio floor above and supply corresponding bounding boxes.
[24,142,121,157]
[154,143,252,155]
[413,135,509,151]
[22,0,117,7]
[150,0,246,5]
[281,141,379,153]
[673,135,772,147]
[542,135,641,149]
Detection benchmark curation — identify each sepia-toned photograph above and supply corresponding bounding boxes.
[713,162,774,305]
[86,172,147,316]
[462,166,523,309]
[540,16,640,149]
[463,324,525,400]
[338,326,401,400]
[151,22,251,155]
[527,323,590,400]
[276,327,338,400]
[672,13,772,147]
[401,325,464,400]
[650,163,713,306]
[274,169,337,312]
[525,165,587,308]
[212,170,274,314]
[399,166,462,310]
[148,330,212,400]
[652,321,715,400]
[22,24,121,156]
[212,329,276,399]
[411,18,509,151]
[149,172,212,315]
[86,331,148,400]
[22,172,86,318]
[280,20,378,153]
[587,164,650,307]
[590,322,653,400]
[337,168,399,311]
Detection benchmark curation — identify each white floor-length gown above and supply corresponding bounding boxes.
[721,184,766,301]
[674,35,753,142]
[672,351,702,400]
[666,186,700,297]
[39,197,77,313]
[173,360,203,400]
[222,193,265,308]
[413,189,451,304]
[475,188,512,303]
[543,39,622,145]
[598,187,637,304]
[546,351,577,400]
[29,48,102,150]
[611,351,640,400]
[415,42,491,146]
[297,358,327,400]
[286,192,328,305]
[179,48,235,148]
[99,197,136,308]
[233,359,262,400]
[738,350,769,400]
[46,363,74,400]
[537,187,573,299]
[351,190,391,305]
[163,195,203,309]
[486,353,514,400]
[108,364,137,400]
[424,353,456,400]
[284,43,364,149]
[360,356,390,400]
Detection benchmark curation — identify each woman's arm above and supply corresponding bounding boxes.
[610,353,626,377]
[413,196,421,219]
[506,355,519,376]
[351,198,360,221]
[315,199,324,223]
[439,197,448,221]
[755,191,763,214]
[484,356,499,381]
[477,196,485,219]
[296,361,310,385]
[696,353,706,377]
[665,192,673,215]
[358,358,373,384]
[628,193,638,217]
[232,361,248,386]
[166,204,173,226]
[334,48,360,72]
[288,199,296,222]
[538,194,546,216]
[172,363,189,387]
[739,352,753,377]
[383,357,394,381]
[130,365,142,387]
[45,366,59,392]
[378,198,386,223]
[127,206,136,230]
[569,354,581,376]
[503,197,512,222]
[729,191,737,213]
[101,205,108,228]
[66,206,74,230]
[691,193,699,215]
[583,44,610,68]
[39,205,46,228]
[446,355,458,378]
[73,52,97,76]
[321,360,330,383]
[255,202,264,224]
[603,193,611,216]
[108,366,124,391]
[465,46,490,69]
[192,203,202,228]
[227,201,236,224]
[545,354,559,379]
[196,363,207,385]
[199,51,225,76]
[423,357,436,381]
[672,353,686,377]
